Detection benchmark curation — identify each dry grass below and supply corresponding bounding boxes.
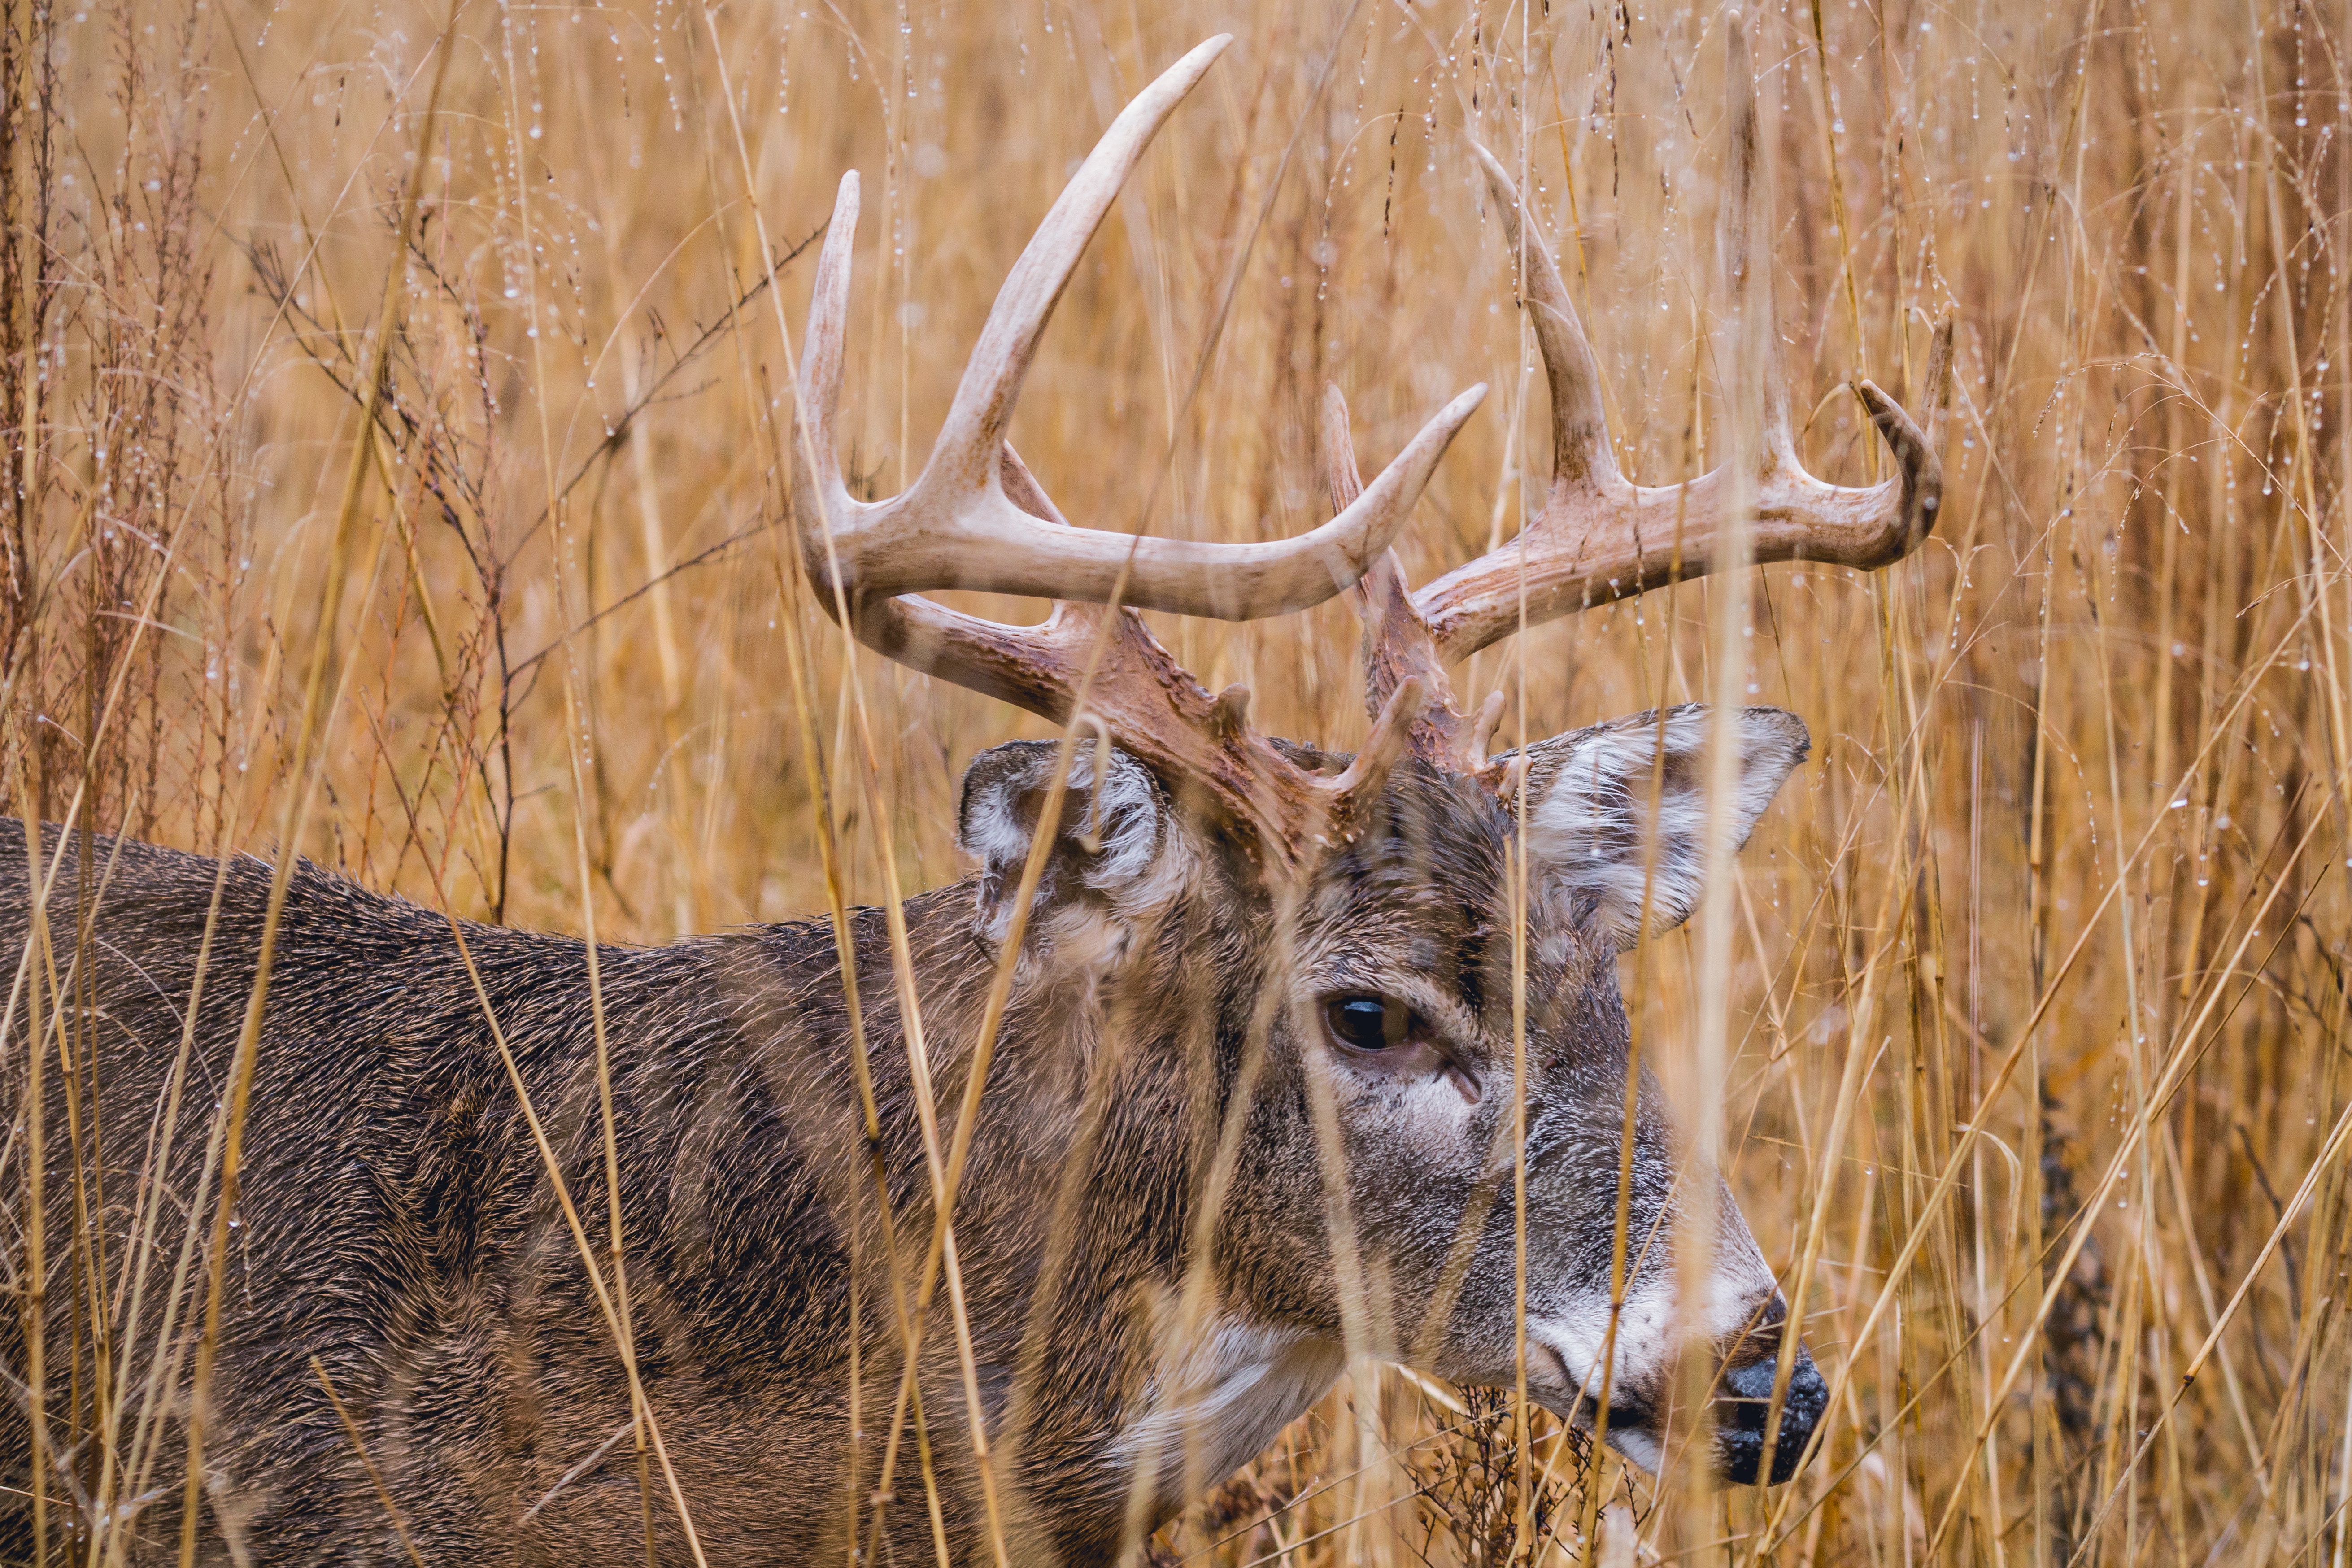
[3,0,2349,1561]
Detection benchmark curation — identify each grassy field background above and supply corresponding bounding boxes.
[3,0,2349,1560]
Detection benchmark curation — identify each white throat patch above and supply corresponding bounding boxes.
[1114,1316,1346,1505]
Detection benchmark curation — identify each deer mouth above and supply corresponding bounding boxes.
[1522,1337,1665,1459]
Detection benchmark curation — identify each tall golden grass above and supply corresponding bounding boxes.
[3,0,2348,1561]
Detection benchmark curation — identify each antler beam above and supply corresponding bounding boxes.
[851,449,1425,867]
[1400,10,1952,669]
[794,13,1951,865]
[793,35,1485,625]
[791,36,1477,868]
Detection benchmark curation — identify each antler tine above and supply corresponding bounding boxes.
[787,39,1496,872]
[789,35,1487,624]
[1465,142,1621,496]
[1318,384,1506,776]
[1318,388,1437,707]
[1851,314,1953,555]
[1411,16,1953,667]
[796,172,860,551]
[929,34,1231,490]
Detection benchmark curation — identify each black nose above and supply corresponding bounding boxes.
[1713,1347,1827,1485]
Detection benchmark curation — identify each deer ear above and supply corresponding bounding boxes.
[956,740,1188,958]
[1516,705,1809,952]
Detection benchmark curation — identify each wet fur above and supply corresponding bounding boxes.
[0,715,1805,1563]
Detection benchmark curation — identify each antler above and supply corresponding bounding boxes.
[1318,388,1507,781]
[1325,8,1952,745]
[791,35,1481,868]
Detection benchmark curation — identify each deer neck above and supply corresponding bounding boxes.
[851,890,1341,1516]
[1110,1311,1346,1509]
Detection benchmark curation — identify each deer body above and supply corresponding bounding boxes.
[0,728,1818,1565]
[0,821,1304,1563]
[3,21,1951,1563]
[0,739,1762,1566]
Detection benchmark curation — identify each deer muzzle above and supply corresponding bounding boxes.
[1712,1336,1829,1485]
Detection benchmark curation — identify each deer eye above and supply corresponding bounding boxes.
[1324,993,1413,1053]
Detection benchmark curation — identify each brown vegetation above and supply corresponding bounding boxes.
[2,0,2348,1561]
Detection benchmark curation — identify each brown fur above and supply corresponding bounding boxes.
[0,725,1821,1564]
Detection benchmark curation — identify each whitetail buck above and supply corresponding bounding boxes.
[1,21,1947,1566]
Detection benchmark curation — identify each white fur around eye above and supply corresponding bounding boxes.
[1516,705,1808,950]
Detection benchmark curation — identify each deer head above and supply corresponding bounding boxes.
[790,23,1947,1498]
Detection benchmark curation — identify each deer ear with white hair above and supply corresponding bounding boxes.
[956,740,1192,964]
[1513,705,1810,953]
